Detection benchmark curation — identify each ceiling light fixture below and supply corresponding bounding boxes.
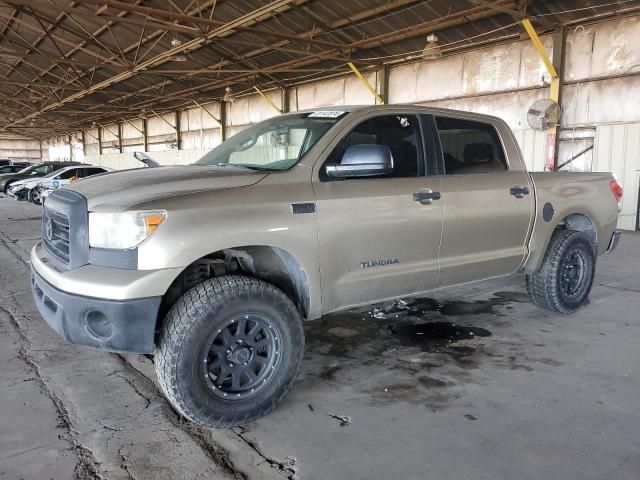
[223,86,236,103]
[422,34,443,60]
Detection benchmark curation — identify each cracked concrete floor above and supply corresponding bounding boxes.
[1,195,639,480]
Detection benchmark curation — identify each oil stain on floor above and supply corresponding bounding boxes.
[301,291,538,411]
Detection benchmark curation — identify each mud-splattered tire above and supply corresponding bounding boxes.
[155,275,304,428]
[526,229,595,314]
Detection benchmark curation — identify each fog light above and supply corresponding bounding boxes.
[84,310,112,339]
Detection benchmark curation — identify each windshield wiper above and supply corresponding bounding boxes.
[215,163,277,171]
[214,163,250,169]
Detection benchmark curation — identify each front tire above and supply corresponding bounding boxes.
[29,188,42,205]
[526,229,596,314]
[155,275,304,428]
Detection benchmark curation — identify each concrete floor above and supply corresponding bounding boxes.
[1,195,639,480]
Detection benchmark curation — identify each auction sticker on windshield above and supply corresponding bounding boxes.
[307,111,346,118]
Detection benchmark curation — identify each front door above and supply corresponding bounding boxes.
[313,113,443,313]
[430,114,534,287]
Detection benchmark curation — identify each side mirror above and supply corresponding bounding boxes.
[325,144,394,178]
[133,151,160,168]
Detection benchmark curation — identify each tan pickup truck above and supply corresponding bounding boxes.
[31,105,622,427]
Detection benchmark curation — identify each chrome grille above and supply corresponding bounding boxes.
[40,189,89,270]
[43,207,70,265]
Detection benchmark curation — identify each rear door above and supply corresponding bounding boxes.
[429,114,534,287]
[313,112,443,312]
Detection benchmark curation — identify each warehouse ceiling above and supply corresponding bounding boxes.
[0,0,638,139]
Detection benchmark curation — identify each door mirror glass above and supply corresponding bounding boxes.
[325,144,394,178]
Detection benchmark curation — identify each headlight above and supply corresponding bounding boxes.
[89,210,166,249]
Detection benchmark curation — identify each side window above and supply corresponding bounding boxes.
[57,168,79,180]
[32,165,50,175]
[322,114,422,180]
[85,168,105,177]
[435,116,507,175]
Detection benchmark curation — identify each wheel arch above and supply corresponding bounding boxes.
[156,245,312,332]
[524,211,597,274]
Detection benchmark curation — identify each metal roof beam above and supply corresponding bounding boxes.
[72,0,344,50]
[467,0,554,28]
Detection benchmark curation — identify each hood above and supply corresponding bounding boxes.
[8,177,41,189]
[67,165,269,210]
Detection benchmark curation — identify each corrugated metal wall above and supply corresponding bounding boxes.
[0,137,41,161]
[594,123,640,231]
[46,15,640,229]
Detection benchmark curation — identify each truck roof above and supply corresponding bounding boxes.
[291,104,504,124]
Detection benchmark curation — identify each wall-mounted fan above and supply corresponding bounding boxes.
[527,99,561,130]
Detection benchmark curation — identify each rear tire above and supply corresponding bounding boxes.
[155,275,304,428]
[526,229,595,314]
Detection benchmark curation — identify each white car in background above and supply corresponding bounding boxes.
[8,165,112,204]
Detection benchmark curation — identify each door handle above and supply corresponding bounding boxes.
[413,190,441,204]
[510,185,530,198]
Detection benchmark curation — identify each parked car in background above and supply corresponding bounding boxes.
[0,161,83,194]
[36,166,113,204]
[9,165,112,205]
[0,163,31,174]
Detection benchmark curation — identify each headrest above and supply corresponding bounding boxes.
[463,143,494,164]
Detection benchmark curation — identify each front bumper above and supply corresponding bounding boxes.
[8,186,28,201]
[30,243,180,353]
[31,267,161,353]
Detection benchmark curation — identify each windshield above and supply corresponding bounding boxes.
[195,112,345,170]
[21,164,53,176]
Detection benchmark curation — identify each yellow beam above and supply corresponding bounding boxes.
[96,122,119,139]
[80,128,99,143]
[347,62,384,105]
[192,100,222,125]
[121,117,144,135]
[150,110,177,131]
[522,19,558,79]
[253,86,282,114]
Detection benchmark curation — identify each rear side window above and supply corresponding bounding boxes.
[435,116,507,175]
[57,168,79,180]
[85,168,107,176]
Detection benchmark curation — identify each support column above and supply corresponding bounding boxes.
[97,127,103,155]
[175,111,182,150]
[379,64,391,105]
[117,122,123,153]
[522,19,565,171]
[142,118,149,151]
[550,27,566,171]
[281,86,289,113]
[220,101,227,142]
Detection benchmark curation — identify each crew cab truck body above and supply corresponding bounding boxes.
[30,105,621,427]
